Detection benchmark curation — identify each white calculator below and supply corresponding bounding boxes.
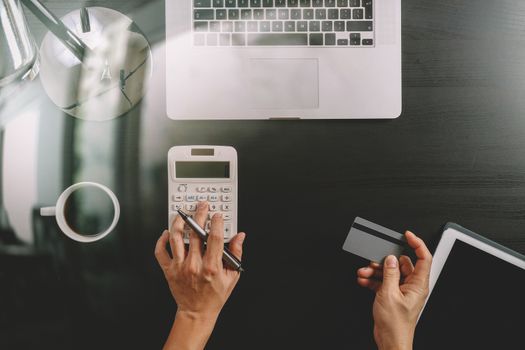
[168,146,238,243]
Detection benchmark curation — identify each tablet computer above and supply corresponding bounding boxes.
[415,223,525,349]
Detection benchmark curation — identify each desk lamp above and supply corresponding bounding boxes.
[1,0,151,121]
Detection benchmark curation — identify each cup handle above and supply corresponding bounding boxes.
[40,207,56,216]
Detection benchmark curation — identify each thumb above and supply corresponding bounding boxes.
[382,255,401,292]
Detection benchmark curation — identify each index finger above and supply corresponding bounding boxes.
[405,231,432,281]
[203,213,224,266]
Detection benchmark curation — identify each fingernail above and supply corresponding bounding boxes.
[214,213,222,219]
[238,232,246,243]
[198,201,207,209]
[386,255,398,268]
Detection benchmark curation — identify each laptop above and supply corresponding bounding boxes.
[166,0,401,120]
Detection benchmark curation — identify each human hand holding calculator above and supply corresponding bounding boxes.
[168,146,238,243]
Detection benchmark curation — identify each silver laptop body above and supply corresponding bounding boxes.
[166,0,401,120]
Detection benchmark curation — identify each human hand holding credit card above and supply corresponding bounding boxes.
[342,217,408,263]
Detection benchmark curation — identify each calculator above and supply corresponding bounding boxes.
[168,146,238,242]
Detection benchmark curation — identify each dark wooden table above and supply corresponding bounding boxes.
[3,0,524,349]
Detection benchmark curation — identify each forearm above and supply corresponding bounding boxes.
[163,312,218,350]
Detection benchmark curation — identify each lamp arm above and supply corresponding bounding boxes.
[20,0,92,62]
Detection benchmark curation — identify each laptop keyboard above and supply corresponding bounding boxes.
[192,0,374,47]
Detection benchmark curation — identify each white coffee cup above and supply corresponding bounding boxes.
[40,182,120,243]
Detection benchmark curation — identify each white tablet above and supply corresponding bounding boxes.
[415,223,525,349]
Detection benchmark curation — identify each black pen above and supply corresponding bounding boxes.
[176,209,244,273]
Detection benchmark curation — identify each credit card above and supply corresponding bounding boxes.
[342,217,407,263]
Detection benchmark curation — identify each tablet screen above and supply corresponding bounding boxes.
[415,240,524,349]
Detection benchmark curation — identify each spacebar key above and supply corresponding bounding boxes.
[248,34,308,46]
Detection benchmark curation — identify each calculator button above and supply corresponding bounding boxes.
[177,184,188,192]
[221,194,232,202]
[186,194,197,202]
[197,186,207,193]
[209,194,219,202]
[223,213,232,221]
[224,224,232,237]
[208,186,218,193]
[186,203,197,211]
[172,203,184,211]
[197,194,208,201]
[221,186,232,193]
[209,203,219,211]
[221,204,232,211]
[208,211,222,219]
[172,194,184,202]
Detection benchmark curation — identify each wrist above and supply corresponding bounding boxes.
[163,311,218,350]
[175,309,219,327]
[375,329,414,350]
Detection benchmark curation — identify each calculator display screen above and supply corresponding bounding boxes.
[176,161,230,178]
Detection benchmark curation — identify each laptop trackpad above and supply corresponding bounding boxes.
[248,58,319,109]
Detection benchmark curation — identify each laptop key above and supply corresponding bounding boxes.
[288,0,299,7]
[349,0,359,6]
[275,0,286,6]
[194,10,214,20]
[194,34,205,45]
[194,21,209,32]
[334,20,345,31]
[266,9,276,19]
[297,21,308,31]
[228,9,239,20]
[263,0,273,6]
[285,21,296,32]
[352,8,363,19]
[326,0,336,7]
[312,0,323,7]
[260,21,271,31]
[337,38,348,45]
[216,9,227,19]
[210,21,221,32]
[309,33,323,45]
[247,21,258,31]
[254,9,264,19]
[362,38,373,45]
[219,33,230,45]
[291,9,301,19]
[241,9,252,19]
[207,33,218,45]
[309,21,320,31]
[247,33,308,45]
[363,0,373,19]
[300,0,310,6]
[303,9,314,19]
[235,21,246,32]
[238,0,249,6]
[272,21,283,32]
[322,21,332,31]
[250,0,262,6]
[194,0,212,7]
[350,32,360,45]
[225,0,235,7]
[328,9,338,19]
[279,9,289,19]
[337,0,348,6]
[232,33,246,45]
[340,9,351,19]
[347,21,373,31]
[213,0,224,7]
[222,21,233,32]
[315,9,326,19]
[325,33,336,45]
